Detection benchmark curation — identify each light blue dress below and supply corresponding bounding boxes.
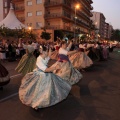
[19,56,71,109]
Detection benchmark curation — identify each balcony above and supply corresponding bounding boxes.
[44,13,72,21]
[73,18,90,28]
[12,0,24,2]
[90,12,93,17]
[90,6,93,10]
[44,1,71,9]
[77,11,90,21]
[15,6,24,12]
[13,0,24,2]
[44,25,72,31]
[17,17,25,22]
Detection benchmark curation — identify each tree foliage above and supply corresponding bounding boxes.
[54,30,64,40]
[40,30,51,41]
[0,25,37,39]
[111,29,120,41]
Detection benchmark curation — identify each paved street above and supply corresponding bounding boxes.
[0,49,120,120]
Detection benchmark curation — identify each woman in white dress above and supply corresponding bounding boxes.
[51,41,83,85]
[19,46,71,110]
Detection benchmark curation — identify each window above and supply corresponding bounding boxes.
[27,23,32,26]
[27,12,32,17]
[36,0,42,4]
[36,11,42,16]
[36,22,42,28]
[4,2,7,7]
[27,1,32,6]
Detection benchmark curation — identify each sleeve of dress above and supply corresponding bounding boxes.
[23,44,27,49]
[66,43,72,51]
[36,58,47,72]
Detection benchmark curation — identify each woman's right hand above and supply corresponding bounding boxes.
[55,64,61,70]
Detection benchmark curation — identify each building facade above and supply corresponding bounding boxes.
[12,0,25,23]
[0,0,11,22]
[104,22,109,39]
[91,12,106,39]
[2,0,93,40]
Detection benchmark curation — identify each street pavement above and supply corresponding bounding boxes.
[0,49,120,120]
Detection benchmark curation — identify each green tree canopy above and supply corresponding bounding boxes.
[111,29,120,41]
[40,30,51,41]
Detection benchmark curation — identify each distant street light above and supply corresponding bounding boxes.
[74,4,80,41]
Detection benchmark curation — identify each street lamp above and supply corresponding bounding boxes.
[74,4,80,41]
[28,26,32,31]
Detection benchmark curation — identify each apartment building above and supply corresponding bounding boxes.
[0,0,11,22]
[12,0,25,23]
[91,12,106,39]
[2,0,93,40]
[45,0,93,34]
[104,22,109,39]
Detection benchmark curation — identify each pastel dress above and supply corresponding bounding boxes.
[15,45,36,75]
[50,45,60,60]
[0,62,10,87]
[19,56,71,109]
[69,47,93,69]
[51,47,83,85]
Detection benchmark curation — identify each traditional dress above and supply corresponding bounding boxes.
[50,45,60,60]
[51,47,83,85]
[69,51,93,69]
[19,56,71,109]
[50,51,59,60]
[69,43,93,69]
[0,63,10,88]
[15,45,36,75]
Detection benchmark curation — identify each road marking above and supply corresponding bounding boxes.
[0,92,18,102]
[10,74,22,79]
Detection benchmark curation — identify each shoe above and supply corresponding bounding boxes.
[0,87,3,91]
[33,107,39,112]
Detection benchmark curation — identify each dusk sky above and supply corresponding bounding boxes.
[92,0,120,29]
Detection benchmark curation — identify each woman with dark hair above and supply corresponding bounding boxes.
[0,62,10,90]
[19,46,71,110]
[15,40,36,75]
[51,41,82,85]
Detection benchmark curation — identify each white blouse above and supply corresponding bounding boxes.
[36,56,50,71]
[59,48,68,55]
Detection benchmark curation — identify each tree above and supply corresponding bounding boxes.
[54,30,64,41]
[41,30,51,41]
[111,29,120,41]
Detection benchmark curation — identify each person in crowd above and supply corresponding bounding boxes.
[19,46,71,110]
[50,41,60,60]
[51,41,82,85]
[69,42,93,71]
[15,40,36,75]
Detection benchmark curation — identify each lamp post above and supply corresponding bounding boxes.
[74,4,80,41]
